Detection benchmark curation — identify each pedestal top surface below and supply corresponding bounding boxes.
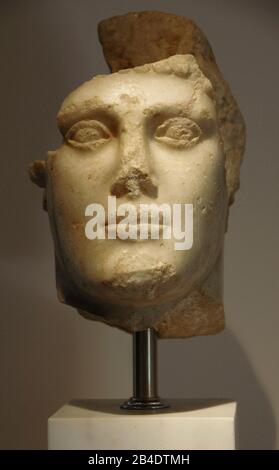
[49,399,236,420]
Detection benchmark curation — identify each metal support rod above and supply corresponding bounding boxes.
[121,328,168,410]
[133,329,157,400]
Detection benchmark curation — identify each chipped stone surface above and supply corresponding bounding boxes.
[29,12,246,338]
[47,55,228,338]
[77,254,225,339]
[79,293,224,339]
[98,11,246,205]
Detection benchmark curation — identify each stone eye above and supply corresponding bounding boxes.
[155,117,201,149]
[66,120,112,148]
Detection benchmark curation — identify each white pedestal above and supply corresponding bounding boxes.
[48,399,237,450]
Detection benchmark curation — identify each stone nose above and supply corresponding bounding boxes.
[110,126,158,199]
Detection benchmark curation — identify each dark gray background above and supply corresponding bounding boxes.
[0,0,278,449]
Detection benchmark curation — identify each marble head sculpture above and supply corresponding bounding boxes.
[29,12,245,338]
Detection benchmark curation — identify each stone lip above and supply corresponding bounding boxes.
[98,10,246,206]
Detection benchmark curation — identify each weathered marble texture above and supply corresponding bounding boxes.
[29,12,245,338]
[98,11,245,205]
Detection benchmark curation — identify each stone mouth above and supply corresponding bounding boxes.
[104,212,168,226]
[104,223,169,240]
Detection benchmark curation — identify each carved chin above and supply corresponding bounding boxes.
[100,261,178,305]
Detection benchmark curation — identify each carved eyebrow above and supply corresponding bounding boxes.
[143,102,216,131]
[57,100,118,135]
[143,101,214,118]
[57,98,215,136]
[143,102,195,117]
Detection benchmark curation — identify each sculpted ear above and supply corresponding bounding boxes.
[29,160,47,211]
[28,160,46,188]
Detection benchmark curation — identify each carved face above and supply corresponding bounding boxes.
[46,55,228,313]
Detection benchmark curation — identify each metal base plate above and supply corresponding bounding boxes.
[120,397,169,411]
